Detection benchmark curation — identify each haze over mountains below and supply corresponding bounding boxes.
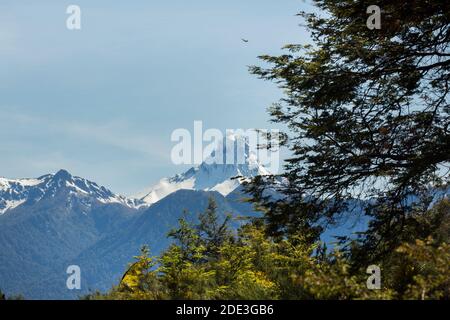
[1,133,447,299]
[0,138,269,299]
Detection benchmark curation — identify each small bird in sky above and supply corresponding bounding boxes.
[241,38,249,43]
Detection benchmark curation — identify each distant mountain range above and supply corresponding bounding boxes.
[3,137,445,299]
[0,169,142,215]
[0,138,268,299]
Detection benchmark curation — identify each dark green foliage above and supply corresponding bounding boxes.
[197,198,234,259]
[94,198,449,300]
[245,0,450,257]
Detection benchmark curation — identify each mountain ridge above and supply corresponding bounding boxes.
[136,136,271,205]
[0,169,143,215]
[0,155,265,299]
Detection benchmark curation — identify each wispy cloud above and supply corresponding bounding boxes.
[63,120,169,159]
[0,108,170,160]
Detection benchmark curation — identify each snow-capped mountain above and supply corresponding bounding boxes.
[136,135,271,205]
[0,169,141,214]
[0,176,41,214]
[0,169,145,299]
[0,169,260,299]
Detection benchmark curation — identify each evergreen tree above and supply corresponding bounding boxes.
[197,198,233,259]
[159,212,214,299]
[246,0,450,256]
[94,200,449,300]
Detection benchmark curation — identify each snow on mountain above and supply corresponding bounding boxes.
[0,169,142,214]
[429,185,450,208]
[136,135,272,205]
[0,177,44,214]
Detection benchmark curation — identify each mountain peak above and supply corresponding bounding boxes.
[53,169,72,182]
[0,171,143,214]
[136,135,271,205]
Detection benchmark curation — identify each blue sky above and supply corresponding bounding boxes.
[0,0,312,195]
